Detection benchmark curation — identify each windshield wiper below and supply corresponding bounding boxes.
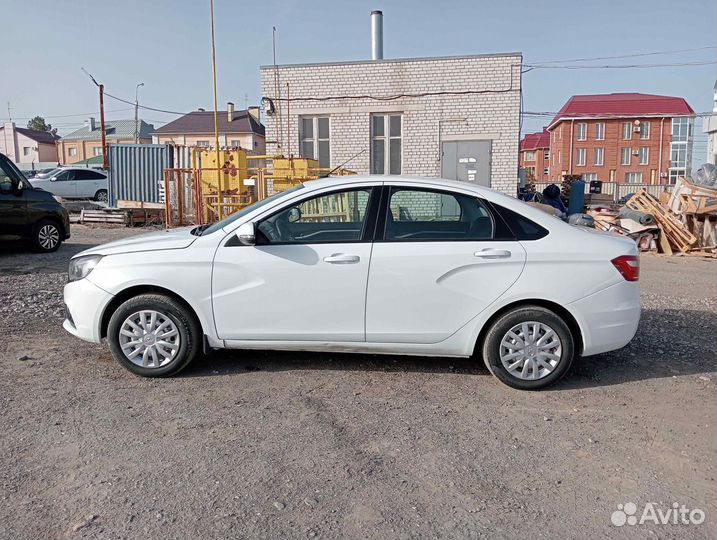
[190,224,211,236]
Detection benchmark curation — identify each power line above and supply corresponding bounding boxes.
[524,60,716,70]
[527,46,717,65]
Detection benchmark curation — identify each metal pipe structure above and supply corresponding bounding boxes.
[371,10,383,60]
[134,82,144,143]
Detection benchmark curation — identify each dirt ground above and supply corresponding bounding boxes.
[1,225,715,539]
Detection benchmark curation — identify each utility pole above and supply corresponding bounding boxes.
[134,82,144,143]
[209,0,222,219]
[81,68,108,169]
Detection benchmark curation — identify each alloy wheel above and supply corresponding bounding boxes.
[119,310,181,368]
[38,224,60,250]
[499,321,562,380]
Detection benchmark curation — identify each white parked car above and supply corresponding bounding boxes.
[30,167,108,202]
[63,176,640,389]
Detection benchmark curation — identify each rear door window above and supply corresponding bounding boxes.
[383,187,495,241]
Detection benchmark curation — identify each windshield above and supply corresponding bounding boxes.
[34,167,63,179]
[199,184,305,236]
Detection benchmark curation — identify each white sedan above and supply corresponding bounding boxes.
[63,176,640,389]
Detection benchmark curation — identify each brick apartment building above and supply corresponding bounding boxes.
[259,52,522,194]
[544,93,695,185]
[518,129,550,182]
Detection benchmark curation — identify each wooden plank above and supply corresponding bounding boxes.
[626,189,697,252]
[117,200,165,210]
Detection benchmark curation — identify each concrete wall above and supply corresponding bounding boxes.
[260,53,522,195]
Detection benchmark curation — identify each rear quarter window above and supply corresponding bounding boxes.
[490,203,549,240]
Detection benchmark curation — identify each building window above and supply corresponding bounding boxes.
[638,147,649,165]
[525,166,536,179]
[230,139,241,148]
[672,117,691,142]
[299,116,330,169]
[668,169,685,183]
[543,150,549,161]
[625,172,643,184]
[622,122,633,140]
[575,148,586,166]
[671,144,687,168]
[93,147,103,157]
[196,141,209,147]
[524,151,536,162]
[594,147,604,166]
[68,147,77,157]
[595,122,605,140]
[22,147,31,156]
[620,147,631,166]
[640,121,650,140]
[557,150,561,164]
[583,172,598,182]
[576,122,587,141]
[543,167,549,176]
[371,114,402,175]
[559,125,563,140]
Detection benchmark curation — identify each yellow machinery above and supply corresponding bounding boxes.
[167,148,356,226]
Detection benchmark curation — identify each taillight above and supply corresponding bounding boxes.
[611,255,640,282]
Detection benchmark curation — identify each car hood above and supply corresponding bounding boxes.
[75,227,199,258]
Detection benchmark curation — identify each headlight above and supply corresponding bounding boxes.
[68,255,103,282]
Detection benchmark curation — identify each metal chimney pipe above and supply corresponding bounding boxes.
[371,10,383,60]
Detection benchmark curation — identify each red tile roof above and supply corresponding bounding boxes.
[548,93,694,129]
[520,129,550,151]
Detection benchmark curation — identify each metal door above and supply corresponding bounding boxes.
[441,140,492,187]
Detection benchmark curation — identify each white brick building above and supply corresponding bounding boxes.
[259,53,522,195]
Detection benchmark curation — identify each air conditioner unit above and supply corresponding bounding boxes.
[633,126,641,133]
[632,149,639,156]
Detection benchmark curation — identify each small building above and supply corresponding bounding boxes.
[152,104,266,153]
[547,93,695,185]
[703,80,717,166]
[519,129,550,183]
[58,117,154,165]
[0,122,59,165]
[259,50,522,194]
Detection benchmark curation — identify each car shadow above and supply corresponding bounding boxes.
[180,308,716,390]
[0,240,99,274]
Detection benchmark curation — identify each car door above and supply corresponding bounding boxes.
[0,155,28,235]
[73,169,106,198]
[49,169,77,198]
[212,184,381,342]
[365,184,527,344]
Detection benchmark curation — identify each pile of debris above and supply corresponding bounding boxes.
[588,177,716,256]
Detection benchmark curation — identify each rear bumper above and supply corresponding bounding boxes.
[568,280,641,356]
[63,278,113,343]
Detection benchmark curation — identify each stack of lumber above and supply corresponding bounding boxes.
[626,189,698,255]
[79,202,165,227]
[664,178,716,256]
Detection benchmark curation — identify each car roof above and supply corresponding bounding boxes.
[303,174,491,194]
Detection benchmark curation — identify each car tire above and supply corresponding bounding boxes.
[33,219,63,253]
[107,293,201,377]
[481,305,575,390]
[95,189,108,203]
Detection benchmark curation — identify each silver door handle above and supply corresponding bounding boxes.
[323,253,360,264]
[474,249,511,259]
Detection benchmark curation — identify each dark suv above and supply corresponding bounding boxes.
[0,152,70,252]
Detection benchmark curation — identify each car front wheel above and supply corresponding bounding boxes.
[107,293,201,377]
[95,189,108,203]
[481,305,575,390]
[33,219,62,252]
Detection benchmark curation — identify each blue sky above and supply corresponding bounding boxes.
[3,0,715,161]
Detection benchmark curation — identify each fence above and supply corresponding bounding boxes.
[107,144,173,207]
[532,182,674,203]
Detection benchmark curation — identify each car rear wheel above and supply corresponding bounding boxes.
[95,189,108,203]
[107,294,201,377]
[481,305,574,390]
[33,219,62,253]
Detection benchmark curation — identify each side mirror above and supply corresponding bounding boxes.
[235,222,256,246]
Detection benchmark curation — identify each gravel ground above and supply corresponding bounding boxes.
[0,225,715,539]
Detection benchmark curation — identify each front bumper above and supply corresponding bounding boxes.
[568,280,641,356]
[63,278,114,343]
